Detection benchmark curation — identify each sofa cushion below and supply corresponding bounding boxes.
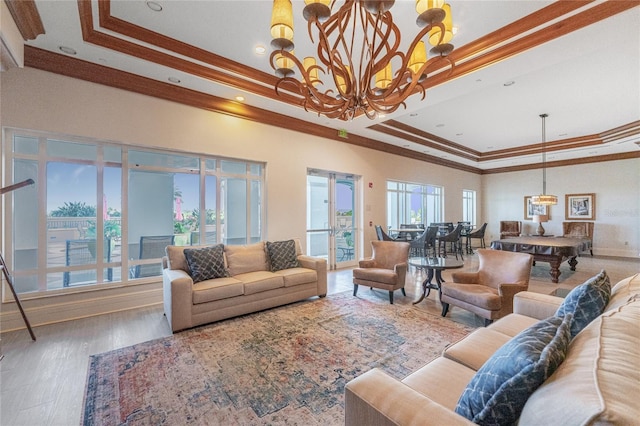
[606,273,640,312]
[225,242,269,276]
[192,277,244,304]
[234,271,284,295]
[519,298,640,425]
[455,314,572,425]
[183,244,228,283]
[556,270,610,338]
[266,239,300,272]
[402,357,477,411]
[443,328,513,371]
[274,267,318,287]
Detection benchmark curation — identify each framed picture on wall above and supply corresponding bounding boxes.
[565,193,595,220]
[524,196,549,220]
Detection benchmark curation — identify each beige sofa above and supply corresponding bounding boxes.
[162,239,327,332]
[345,273,639,425]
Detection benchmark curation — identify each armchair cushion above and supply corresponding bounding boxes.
[183,244,228,283]
[442,285,501,310]
[455,314,572,425]
[556,270,611,338]
[352,268,398,285]
[266,239,300,272]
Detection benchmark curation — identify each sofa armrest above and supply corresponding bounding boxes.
[513,291,564,320]
[345,369,475,426]
[163,268,194,332]
[297,255,327,296]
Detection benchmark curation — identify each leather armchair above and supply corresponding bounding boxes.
[499,220,521,239]
[440,249,533,325]
[352,241,410,304]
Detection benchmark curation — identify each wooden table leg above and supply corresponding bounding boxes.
[413,268,435,305]
[548,258,561,283]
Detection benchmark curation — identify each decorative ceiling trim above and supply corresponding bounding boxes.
[4,0,45,41]
[481,151,640,175]
[23,45,482,175]
[20,1,640,176]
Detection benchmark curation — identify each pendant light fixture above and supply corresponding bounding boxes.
[269,0,456,120]
[531,113,558,205]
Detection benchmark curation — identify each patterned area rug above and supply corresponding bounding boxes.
[82,292,473,425]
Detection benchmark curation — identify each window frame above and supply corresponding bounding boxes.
[3,128,266,299]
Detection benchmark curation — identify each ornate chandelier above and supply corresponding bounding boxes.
[269,0,456,120]
[531,113,558,205]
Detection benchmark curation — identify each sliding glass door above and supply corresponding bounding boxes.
[306,170,358,270]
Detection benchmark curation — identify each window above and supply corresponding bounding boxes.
[386,181,443,228]
[4,129,265,296]
[462,189,476,226]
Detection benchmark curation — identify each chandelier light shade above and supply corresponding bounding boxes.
[270,0,295,50]
[269,0,456,120]
[531,113,558,206]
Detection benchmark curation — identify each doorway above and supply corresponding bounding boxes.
[306,170,359,270]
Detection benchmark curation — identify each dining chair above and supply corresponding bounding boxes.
[466,222,487,253]
[499,221,521,239]
[64,238,112,287]
[424,225,439,257]
[563,221,594,256]
[437,223,464,260]
[133,235,176,278]
[409,228,429,257]
[375,225,395,241]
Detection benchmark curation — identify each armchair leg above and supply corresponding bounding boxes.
[441,302,450,317]
[484,318,493,327]
[401,287,406,296]
[388,291,394,304]
[353,284,359,297]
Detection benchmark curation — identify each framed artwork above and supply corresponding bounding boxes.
[524,196,549,220]
[565,193,596,220]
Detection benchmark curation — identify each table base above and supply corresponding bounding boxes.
[413,269,445,305]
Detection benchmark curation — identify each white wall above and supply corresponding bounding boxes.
[0,67,482,330]
[483,161,640,257]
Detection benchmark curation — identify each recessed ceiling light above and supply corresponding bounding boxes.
[559,133,568,137]
[410,113,418,117]
[503,80,515,87]
[403,144,409,148]
[436,124,445,128]
[254,45,266,55]
[58,46,76,55]
[168,76,181,84]
[475,79,482,83]
[235,96,245,102]
[487,146,494,149]
[456,133,463,136]
[146,1,163,12]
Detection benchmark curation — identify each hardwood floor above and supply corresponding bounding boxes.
[1,254,637,425]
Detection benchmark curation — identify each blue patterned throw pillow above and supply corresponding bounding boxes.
[556,270,610,338]
[266,240,300,272]
[455,314,572,425]
[184,244,228,283]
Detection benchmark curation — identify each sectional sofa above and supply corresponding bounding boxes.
[345,272,639,425]
[162,239,327,332]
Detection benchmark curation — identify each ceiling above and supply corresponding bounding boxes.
[9,0,640,173]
